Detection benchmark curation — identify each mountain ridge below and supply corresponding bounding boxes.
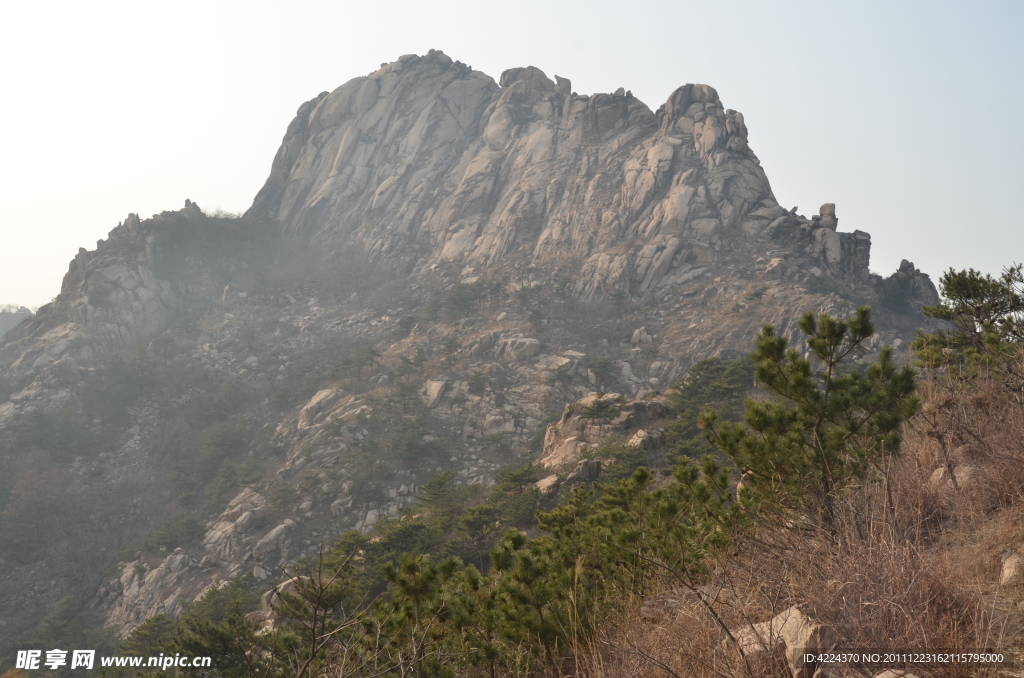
[0,50,930,380]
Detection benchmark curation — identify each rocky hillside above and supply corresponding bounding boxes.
[0,51,940,649]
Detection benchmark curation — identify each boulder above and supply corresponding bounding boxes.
[627,429,651,449]
[252,524,290,559]
[730,619,784,662]
[535,354,575,372]
[330,496,352,517]
[260,576,310,624]
[358,508,380,533]
[630,327,653,345]
[620,361,637,381]
[928,464,975,491]
[1001,553,1024,586]
[421,380,447,408]
[298,388,340,429]
[494,336,541,361]
[776,606,835,677]
[535,474,560,494]
[816,203,838,230]
[724,606,834,678]
[165,551,189,573]
[540,435,581,469]
[566,459,601,484]
[234,511,255,532]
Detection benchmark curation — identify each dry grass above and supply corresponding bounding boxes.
[575,371,1024,678]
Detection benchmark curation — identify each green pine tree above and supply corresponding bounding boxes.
[702,307,918,533]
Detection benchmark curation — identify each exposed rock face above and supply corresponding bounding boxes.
[421,379,447,408]
[252,523,291,559]
[247,576,310,633]
[492,336,542,361]
[876,259,940,311]
[540,391,670,469]
[764,203,871,281]
[0,214,180,374]
[103,548,201,635]
[247,50,870,295]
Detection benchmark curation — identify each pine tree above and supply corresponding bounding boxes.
[440,337,461,368]
[378,554,463,678]
[702,307,918,533]
[913,264,1024,387]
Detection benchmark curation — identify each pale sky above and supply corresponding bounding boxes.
[1,0,1021,308]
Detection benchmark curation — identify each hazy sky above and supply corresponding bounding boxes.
[1,0,1021,307]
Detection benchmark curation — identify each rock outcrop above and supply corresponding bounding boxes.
[102,548,204,635]
[0,202,263,377]
[876,259,940,311]
[539,391,670,470]
[247,50,872,295]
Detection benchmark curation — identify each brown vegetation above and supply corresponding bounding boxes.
[575,366,1024,677]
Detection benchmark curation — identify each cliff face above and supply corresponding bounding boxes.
[247,51,870,295]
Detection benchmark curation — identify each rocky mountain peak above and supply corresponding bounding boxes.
[245,52,831,294]
[242,52,903,316]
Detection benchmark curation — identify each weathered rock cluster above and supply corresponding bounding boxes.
[539,391,669,469]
